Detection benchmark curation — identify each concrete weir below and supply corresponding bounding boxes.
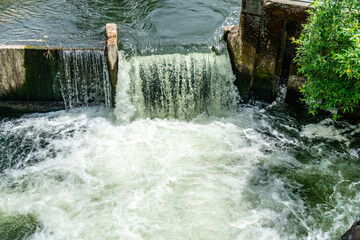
[0,45,64,114]
[0,45,105,115]
[224,0,310,102]
[0,24,119,115]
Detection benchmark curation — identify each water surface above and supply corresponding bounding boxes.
[0,0,241,53]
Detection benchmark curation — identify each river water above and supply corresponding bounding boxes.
[0,0,241,53]
[0,50,359,239]
[1,1,360,240]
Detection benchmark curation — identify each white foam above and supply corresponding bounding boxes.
[300,119,348,142]
[0,108,308,239]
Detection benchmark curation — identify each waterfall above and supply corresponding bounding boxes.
[114,52,239,121]
[57,50,112,109]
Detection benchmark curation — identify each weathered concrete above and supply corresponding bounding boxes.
[225,25,254,100]
[106,23,118,105]
[0,48,25,98]
[0,45,104,114]
[225,0,262,101]
[225,0,310,102]
[0,23,117,115]
[0,45,62,102]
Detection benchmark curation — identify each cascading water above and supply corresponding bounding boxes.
[114,52,239,121]
[57,50,112,109]
[0,51,359,240]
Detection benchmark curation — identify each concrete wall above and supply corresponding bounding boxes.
[0,47,25,98]
[225,0,310,102]
[0,46,64,102]
[0,24,119,115]
[0,45,109,115]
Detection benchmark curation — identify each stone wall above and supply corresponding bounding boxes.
[225,0,310,102]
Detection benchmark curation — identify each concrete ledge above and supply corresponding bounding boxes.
[0,101,64,116]
[106,23,118,105]
[0,23,118,115]
[0,45,104,50]
[267,0,311,8]
[0,48,25,98]
[225,25,255,101]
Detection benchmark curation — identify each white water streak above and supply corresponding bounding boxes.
[58,50,112,109]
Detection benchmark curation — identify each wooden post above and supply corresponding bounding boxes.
[106,23,118,106]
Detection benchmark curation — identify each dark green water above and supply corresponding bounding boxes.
[0,0,240,53]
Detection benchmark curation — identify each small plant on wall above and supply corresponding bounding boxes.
[294,0,360,119]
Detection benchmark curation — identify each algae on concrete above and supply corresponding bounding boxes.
[21,49,62,101]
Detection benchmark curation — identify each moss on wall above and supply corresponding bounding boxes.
[252,72,277,102]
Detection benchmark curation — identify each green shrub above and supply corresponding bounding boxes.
[294,0,360,118]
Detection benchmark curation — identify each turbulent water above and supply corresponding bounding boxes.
[0,51,360,239]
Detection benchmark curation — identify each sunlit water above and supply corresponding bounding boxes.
[0,51,360,239]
